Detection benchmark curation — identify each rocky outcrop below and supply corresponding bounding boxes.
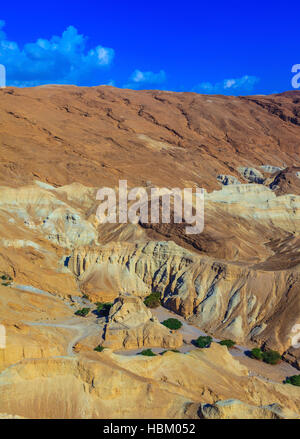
[260,165,284,174]
[71,241,300,352]
[103,295,182,350]
[198,399,300,419]
[0,185,97,248]
[269,166,300,196]
[206,184,300,234]
[238,167,265,184]
[217,175,241,185]
[79,262,150,303]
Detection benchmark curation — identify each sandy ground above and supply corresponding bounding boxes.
[10,286,300,384]
[25,318,104,356]
[14,284,104,356]
[115,306,300,384]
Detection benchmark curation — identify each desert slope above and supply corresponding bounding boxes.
[0,87,300,419]
[0,86,300,191]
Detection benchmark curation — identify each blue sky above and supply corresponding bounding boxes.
[0,0,299,94]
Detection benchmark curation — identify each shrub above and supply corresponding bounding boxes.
[94,345,105,352]
[82,294,89,300]
[250,348,264,360]
[1,274,12,281]
[161,318,182,330]
[284,375,300,386]
[262,350,281,365]
[1,274,12,286]
[75,307,90,317]
[194,336,212,348]
[249,348,281,365]
[144,292,161,308]
[219,339,236,348]
[96,302,113,310]
[139,349,156,356]
[95,302,113,316]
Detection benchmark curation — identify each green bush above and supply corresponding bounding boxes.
[284,375,300,386]
[1,274,12,286]
[75,307,90,317]
[250,348,264,360]
[94,345,105,352]
[161,318,182,330]
[262,350,281,365]
[139,349,156,356]
[250,348,281,365]
[144,292,161,308]
[194,336,212,348]
[95,302,113,316]
[96,302,113,311]
[219,339,236,348]
[1,274,12,281]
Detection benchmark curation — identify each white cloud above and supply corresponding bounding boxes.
[193,75,260,95]
[0,21,115,87]
[124,69,167,89]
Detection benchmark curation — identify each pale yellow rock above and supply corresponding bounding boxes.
[103,296,183,350]
[79,262,150,302]
[0,344,299,419]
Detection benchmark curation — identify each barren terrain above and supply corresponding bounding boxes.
[0,86,299,419]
